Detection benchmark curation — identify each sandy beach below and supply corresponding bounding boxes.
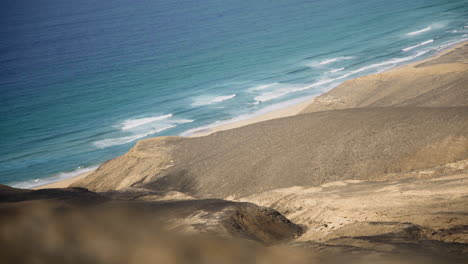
[32,171,94,189]
[34,40,468,190]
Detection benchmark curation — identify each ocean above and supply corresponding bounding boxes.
[1,0,467,188]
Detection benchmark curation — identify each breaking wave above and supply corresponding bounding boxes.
[121,114,173,130]
[406,26,432,36]
[192,94,237,106]
[10,165,100,189]
[401,39,434,52]
[94,114,193,148]
[94,125,176,148]
[328,68,345,73]
[318,56,354,66]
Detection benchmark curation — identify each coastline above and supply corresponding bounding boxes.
[33,98,313,189]
[187,97,315,137]
[186,39,468,137]
[32,40,467,190]
[32,171,95,190]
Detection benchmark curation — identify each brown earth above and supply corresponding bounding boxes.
[2,43,468,262]
[73,107,468,199]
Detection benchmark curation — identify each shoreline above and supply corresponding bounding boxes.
[32,40,467,190]
[32,171,94,190]
[186,96,316,137]
[186,38,468,137]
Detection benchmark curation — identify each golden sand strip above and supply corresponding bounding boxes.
[32,171,94,190]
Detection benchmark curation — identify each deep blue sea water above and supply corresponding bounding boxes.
[1,0,467,187]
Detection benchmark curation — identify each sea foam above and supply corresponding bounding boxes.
[337,49,432,79]
[121,114,172,130]
[253,83,301,102]
[11,165,100,189]
[254,91,290,103]
[180,95,317,137]
[305,56,354,68]
[254,48,434,103]
[192,94,236,106]
[401,39,434,52]
[254,79,340,103]
[94,125,176,148]
[95,114,193,148]
[249,83,279,91]
[328,68,345,73]
[319,56,354,65]
[435,37,468,51]
[406,26,432,36]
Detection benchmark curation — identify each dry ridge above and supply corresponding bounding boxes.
[74,43,468,198]
[75,107,468,199]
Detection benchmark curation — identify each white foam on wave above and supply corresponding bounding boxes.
[328,68,345,73]
[212,94,236,103]
[254,91,289,103]
[401,39,434,52]
[253,78,344,103]
[306,56,354,68]
[337,49,431,79]
[192,94,236,106]
[255,48,435,103]
[253,78,341,103]
[249,83,279,91]
[434,37,468,51]
[406,26,432,36]
[320,56,354,65]
[94,125,176,148]
[253,84,300,103]
[95,114,193,148]
[351,37,468,75]
[121,114,172,130]
[180,95,318,137]
[10,165,100,189]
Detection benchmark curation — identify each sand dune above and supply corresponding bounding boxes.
[73,107,468,198]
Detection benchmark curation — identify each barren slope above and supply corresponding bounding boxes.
[301,43,468,113]
[74,107,468,198]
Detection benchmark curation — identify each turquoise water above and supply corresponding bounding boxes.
[1,0,467,187]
